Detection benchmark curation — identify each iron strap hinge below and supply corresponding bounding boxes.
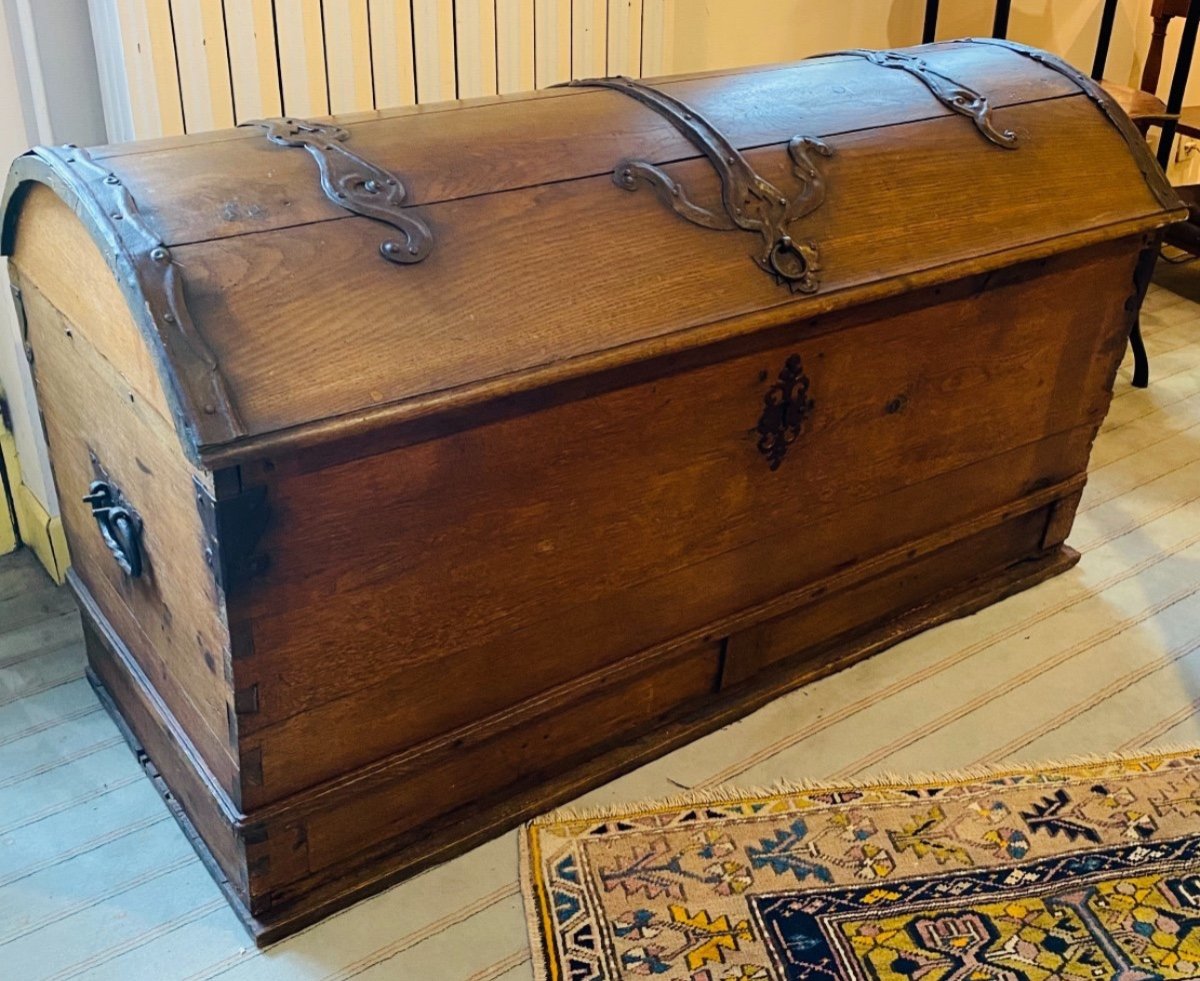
[243,117,434,266]
[820,48,1020,149]
[563,75,833,293]
[193,475,270,594]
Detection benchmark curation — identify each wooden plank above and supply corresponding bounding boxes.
[274,0,329,117]
[369,0,417,108]
[105,44,1087,246]
[323,0,375,114]
[572,0,608,78]
[239,545,1078,945]
[722,509,1053,685]
[169,0,235,132]
[14,280,238,796]
[223,0,282,121]
[454,0,499,98]
[411,0,456,101]
[606,0,642,77]
[114,0,184,138]
[533,0,570,86]
[226,246,1133,803]
[495,0,535,93]
[640,0,674,76]
[162,102,1159,440]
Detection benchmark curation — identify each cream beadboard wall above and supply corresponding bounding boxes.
[86,0,1200,157]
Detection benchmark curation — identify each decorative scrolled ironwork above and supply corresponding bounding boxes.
[961,38,1183,213]
[1,145,245,454]
[756,354,814,470]
[823,48,1019,149]
[245,117,433,265]
[566,76,833,293]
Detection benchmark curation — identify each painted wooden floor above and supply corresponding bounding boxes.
[1,283,1199,980]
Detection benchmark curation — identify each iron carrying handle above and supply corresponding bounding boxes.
[83,481,143,578]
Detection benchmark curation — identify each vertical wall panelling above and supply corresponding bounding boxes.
[323,0,376,113]
[606,0,642,77]
[169,0,235,132]
[495,0,535,93]
[534,0,571,86]
[274,0,330,117]
[572,0,607,77]
[88,0,137,142]
[369,0,418,107]
[114,0,185,137]
[223,0,282,121]
[101,0,676,134]
[411,0,457,101]
[639,0,672,76]
[454,0,499,97]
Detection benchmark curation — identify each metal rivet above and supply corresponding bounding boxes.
[150,247,169,262]
[364,179,380,193]
[163,312,176,324]
[203,404,216,415]
[104,175,120,185]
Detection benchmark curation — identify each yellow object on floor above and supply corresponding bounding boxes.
[0,427,68,581]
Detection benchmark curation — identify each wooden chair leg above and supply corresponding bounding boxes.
[1131,315,1150,388]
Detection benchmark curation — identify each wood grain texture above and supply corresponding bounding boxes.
[169,98,1162,444]
[9,186,174,429]
[225,243,1133,805]
[108,42,1084,247]
[15,281,238,797]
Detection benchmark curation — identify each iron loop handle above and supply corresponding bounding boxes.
[83,480,143,578]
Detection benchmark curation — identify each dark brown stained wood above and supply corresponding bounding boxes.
[1041,486,1087,550]
[15,278,239,797]
[721,505,1054,685]
[173,98,1160,443]
[106,42,1081,247]
[2,41,1175,943]
[225,242,1132,806]
[246,530,1074,921]
[238,468,1088,810]
[79,579,248,897]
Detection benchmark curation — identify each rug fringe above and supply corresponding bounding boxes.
[528,743,1200,827]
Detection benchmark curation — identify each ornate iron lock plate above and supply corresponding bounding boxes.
[565,76,833,293]
[757,354,814,470]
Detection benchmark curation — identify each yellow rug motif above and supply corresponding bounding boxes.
[520,748,1200,980]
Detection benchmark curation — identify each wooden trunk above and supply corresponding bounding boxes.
[1,40,1183,943]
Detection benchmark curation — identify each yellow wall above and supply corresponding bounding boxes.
[666,1,1174,96]
[665,0,1200,176]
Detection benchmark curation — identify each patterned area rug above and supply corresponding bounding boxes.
[520,749,1200,980]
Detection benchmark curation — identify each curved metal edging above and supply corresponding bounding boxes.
[961,38,1185,215]
[1,145,245,466]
